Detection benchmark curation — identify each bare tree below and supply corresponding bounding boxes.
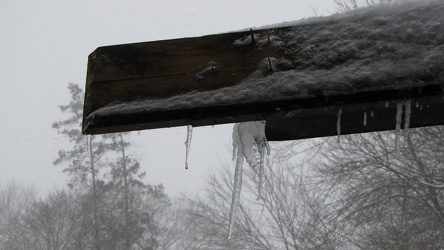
[0,184,91,250]
[333,0,395,11]
[162,124,444,249]
[314,127,444,248]
[170,140,342,249]
[0,181,37,250]
[22,189,88,250]
[154,198,198,250]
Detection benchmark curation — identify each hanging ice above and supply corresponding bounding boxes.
[228,138,243,239]
[395,102,402,157]
[337,108,342,143]
[184,125,193,170]
[404,100,411,138]
[228,121,269,239]
[394,100,412,156]
[363,111,367,126]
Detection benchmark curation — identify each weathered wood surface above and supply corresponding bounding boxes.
[83,27,290,136]
[83,1,444,140]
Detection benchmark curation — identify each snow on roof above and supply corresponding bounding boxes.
[89,0,444,119]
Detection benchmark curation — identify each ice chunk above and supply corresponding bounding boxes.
[234,121,268,172]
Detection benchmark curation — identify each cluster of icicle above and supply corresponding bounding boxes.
[183,100,413,239]
[228,121,270,239]
[335,100,412,155]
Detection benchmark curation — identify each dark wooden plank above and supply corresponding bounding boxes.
[84,28,288,116]
[82,1,444,140]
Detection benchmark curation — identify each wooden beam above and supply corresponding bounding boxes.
[83,27,290,133]
[266,85,444,140]
[82,1,444,141]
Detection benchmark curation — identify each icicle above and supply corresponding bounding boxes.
[385,101,389,108]
[337,108,342,143]
[228,121,269,238]
[184,125,193,170]
[265,140,271,155]
[395,102,402,157]
[256,136,267,201]
[363,111,367,126]
[237,122,268,198]
[404,100,411,138]
[256,136,270,200]
[228,145,243,239]
[370,110,374,117]
[232,124,240,161]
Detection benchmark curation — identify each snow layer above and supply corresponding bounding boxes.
[89,0,444,121]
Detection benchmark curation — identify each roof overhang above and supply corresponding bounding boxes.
[82,0,444,141]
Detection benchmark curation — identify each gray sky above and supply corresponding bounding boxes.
[0,0,336,196]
